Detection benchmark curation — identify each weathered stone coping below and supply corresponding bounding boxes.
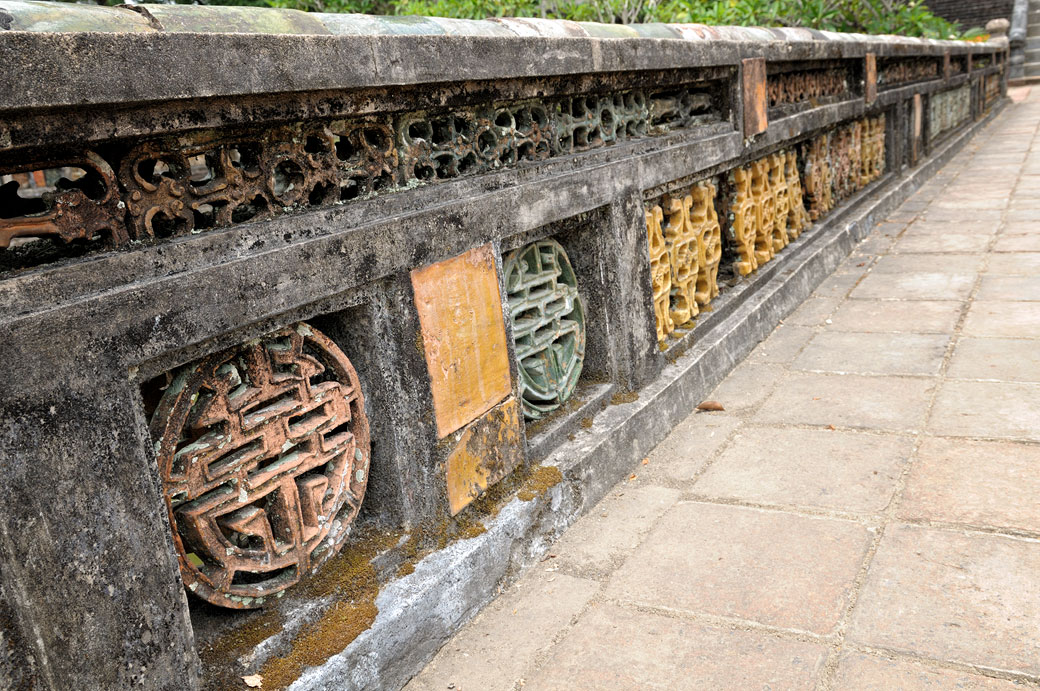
[0,0,1005,113]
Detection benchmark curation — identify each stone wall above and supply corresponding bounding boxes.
[0,3,1009,689]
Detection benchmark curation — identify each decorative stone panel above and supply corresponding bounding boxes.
[503,239,586,420]
[644,181,723,342]
[411,244,513,438]
[929,86,971,140]
[148,323,370,609]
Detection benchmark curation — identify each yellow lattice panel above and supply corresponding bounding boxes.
[750,158,775,266]
[785,150,810,238]
[662,193,699,329]
[803,133,832,220]
[860,115,885,186]
[690,181,721,307]
[645,204,673,342]
[768,153,790,254]
[725,165,758,277]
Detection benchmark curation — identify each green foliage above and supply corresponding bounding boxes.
[59,0,972,39]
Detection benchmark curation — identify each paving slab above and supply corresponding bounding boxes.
[962,301,1040,338]
[948,337,1040,382]
[872,252,985,273]
[550,485,681,578]
[891,233,992,254]
[986,252,1040,275]
[527,603,827,691]
[405,570,600,691]
[747,323,815,363]
[849,524,1040,676]
[605,502,873,634]
[850,271,976,300]
[976,275,1040,301]
[826,299,963,333]
[899,437,1040,533]
[929,380,1040,442]
[642,412,742,484]
[755,372,935,432]
[792,332,949,376]
[833,653,1030,690]
[694,426,911,513]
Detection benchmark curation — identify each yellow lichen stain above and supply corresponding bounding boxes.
[260,600,379,691]
[610,391,639,406]
[516,465,564,502]
[256,527,402,690]
[445,397,524,515]
[199,609,284,690]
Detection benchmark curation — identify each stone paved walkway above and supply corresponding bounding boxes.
[406,88,1040,691]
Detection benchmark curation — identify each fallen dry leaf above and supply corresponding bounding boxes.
[242,675,263,689]
[696,400,725,412]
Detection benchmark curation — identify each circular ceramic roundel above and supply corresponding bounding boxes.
[149,323,370,609]
[503,239,586,420]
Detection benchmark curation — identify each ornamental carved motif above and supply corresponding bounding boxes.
[0,151,126,249]
[1,80,721,265]
[800,115,885,220]
[503,239,586,420]
[149,323,370,609]
[879,58,941,87]
[767,153,791,254]
[767,68,849,108]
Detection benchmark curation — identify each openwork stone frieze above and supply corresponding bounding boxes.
[879,57,942,87]
[148,323,370,609]
[768,67,850,108]
[0,80,720,263]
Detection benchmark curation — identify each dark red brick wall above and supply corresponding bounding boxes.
[926,0,1013,30]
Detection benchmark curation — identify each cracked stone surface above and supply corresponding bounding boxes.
[405,88,1040,690]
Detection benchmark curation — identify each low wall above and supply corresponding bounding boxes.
[0,3,1009,689]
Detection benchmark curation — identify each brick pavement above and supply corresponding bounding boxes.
[406,88,1040,691]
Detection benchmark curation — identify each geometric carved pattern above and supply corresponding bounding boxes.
[645,180,722,342]
[802,133,833,221]
[785,150,811,238]
[767,153,791,254]
[929,86,970,140]
[645,204,673,342]
[751,158,776,266]
[503,239,586,420]
[149,323,370,609]
[724,164,759,277]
